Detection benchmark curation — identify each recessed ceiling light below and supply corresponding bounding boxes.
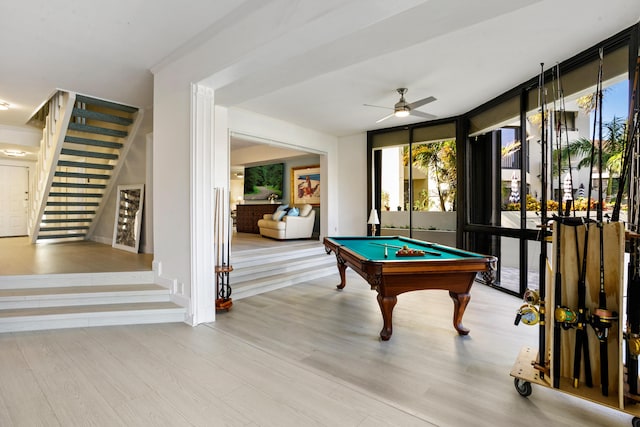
[3,149,26,157]
[0,102,10,110]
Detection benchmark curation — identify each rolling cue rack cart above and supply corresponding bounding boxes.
[511,220,640,426]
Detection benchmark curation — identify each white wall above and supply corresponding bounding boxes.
[90,132,150,251]
[0,157,35,173]
[0,125,40,232]
[336,133,367,235]
[153,70,193,310]
[0,124,40,147]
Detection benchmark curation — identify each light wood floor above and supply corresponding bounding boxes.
[0,237,153,276]
[0,232,313,276]
[0,272,633,426]
[0,234,633,425]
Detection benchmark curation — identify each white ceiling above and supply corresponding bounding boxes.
[0,0,638,156]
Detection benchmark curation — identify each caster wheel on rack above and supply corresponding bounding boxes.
[514,378,532,397]
[632,416,640,427]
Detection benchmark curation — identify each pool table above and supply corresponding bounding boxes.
[323,236,497,341]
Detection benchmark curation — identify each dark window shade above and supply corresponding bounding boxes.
[370,122,457,149]
[370,129,409,149]
[468,46,628,136]
[468,95,520,136]
[524,46,628,113]
[412,122,456,143]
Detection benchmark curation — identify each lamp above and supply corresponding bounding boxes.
[0,102,9,111]
[368,208,380,236]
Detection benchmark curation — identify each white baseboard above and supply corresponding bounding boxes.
[153,260,190,313]
[91,235,112,245]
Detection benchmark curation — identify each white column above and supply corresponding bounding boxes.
[190,84,216,324]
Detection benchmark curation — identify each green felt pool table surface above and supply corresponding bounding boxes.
[327,236,483,262]
[323,235,497,340]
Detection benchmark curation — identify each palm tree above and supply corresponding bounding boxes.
[555,116,627,200]
[403,140,457,211]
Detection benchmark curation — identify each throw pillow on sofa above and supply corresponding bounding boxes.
[287,207,299,216]
[271,204,289,220]
[272,210,286,221]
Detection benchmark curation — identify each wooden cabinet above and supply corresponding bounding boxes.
[236,204,279,233]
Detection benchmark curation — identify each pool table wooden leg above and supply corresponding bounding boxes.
[449,291,470,335]
[377,293,397,341]
[335,259,347,290]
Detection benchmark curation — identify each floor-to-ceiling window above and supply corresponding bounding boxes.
[368,25,637,298]
[369,121,458,246]
[465,36,631,297]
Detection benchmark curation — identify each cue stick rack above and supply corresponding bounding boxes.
[214,187,233,311]
[511,220,640,425]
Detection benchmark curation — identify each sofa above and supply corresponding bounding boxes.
[257,203,315,240]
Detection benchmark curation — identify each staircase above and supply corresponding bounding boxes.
[0,271,185,333]
[231,240,338,300]
[28,91,143,242]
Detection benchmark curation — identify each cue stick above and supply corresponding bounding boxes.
[369,242,441,257]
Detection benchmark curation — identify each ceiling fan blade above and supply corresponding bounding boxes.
[408,96,436,110]
[409,110,437,120]
[363,103,392,111]
[376,113,395,123]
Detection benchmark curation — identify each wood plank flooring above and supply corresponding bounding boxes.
[0,270,633,426]
[0,237,153,275]
[0,233,312,276]
[0,233,633,425]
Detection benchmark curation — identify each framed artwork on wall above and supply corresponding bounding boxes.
[112,184,145,253]
[291,165,320,206]
[242,162,284,201]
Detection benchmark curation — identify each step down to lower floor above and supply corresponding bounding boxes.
[231,243,337,301]
[232,265,337,301]
[0,302,185,333]
[232,252,335,282]
[0,284,170,309]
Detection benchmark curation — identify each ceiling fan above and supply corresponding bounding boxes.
[365,88,437,123]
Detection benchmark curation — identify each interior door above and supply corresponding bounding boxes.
[0,165,29,237]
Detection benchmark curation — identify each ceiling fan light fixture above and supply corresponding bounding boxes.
[367,87,436,123]
[394,108,410,118]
